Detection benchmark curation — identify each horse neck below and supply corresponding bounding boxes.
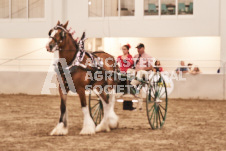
[59,36,77,66]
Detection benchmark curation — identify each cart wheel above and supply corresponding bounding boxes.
[88,90,104,125]
[146,72,168,129]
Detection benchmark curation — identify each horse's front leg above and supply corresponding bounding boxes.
[77,88,96,135]
[50,87,68,135]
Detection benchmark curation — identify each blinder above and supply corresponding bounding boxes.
[48,29,53,37]
[48,29,57,42]
[60,30,66,39]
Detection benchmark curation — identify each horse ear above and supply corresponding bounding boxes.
[63,21,69,29]
[57,20,60,25]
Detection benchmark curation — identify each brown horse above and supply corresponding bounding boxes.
[46,21,119,135]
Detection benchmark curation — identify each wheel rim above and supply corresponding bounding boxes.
[88,91,104,125]
[146,73,168,129]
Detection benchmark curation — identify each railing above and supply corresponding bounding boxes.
[0,58,52,72]
[158,59,222,74]
[0,58,223,73]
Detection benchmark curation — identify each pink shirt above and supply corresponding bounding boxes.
[134,53,153,71]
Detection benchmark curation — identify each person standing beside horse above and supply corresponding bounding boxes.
[117,44,134,73]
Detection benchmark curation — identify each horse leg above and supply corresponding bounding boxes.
[94,88,110,132]
[77,88,96,135]
[106,78,119,129]
[95,88,119,133]
[50,87,68,135]
[107,88,119,129]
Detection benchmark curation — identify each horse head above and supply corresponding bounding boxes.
[46,21,70,52]
[46,21,79,65]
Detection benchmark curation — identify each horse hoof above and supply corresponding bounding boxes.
[109,115,119,129]
[79,126,96,135]
[50,123,68,136]
[110,121,119,129]
[96,123,110,133]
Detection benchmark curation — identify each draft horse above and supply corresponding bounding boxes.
[46,21,119,135]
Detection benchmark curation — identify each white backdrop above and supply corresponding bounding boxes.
[0,37,220,73]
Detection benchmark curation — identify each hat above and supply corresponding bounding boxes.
[136,43,145,48]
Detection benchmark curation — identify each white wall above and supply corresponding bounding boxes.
[220,0,226,63]
[0,0,224,72]
[0,38,53,71]
[0,71,225,100]
[0,37,220,73]
[170,74,225,100]
[67,0,220,38]
[0,0,222,38]
[0,38,49,58]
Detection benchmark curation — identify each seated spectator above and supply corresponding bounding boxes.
[190,66,201,75]
[187,63,193,71]
[127,43,154,110]
[154,60,163,72]
[117,44,134,73]
[176,61,188,74]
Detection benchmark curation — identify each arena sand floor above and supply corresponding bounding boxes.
[0,94,225,151]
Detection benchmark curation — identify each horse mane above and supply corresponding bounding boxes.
[68,33,79,50]
[56,24,79,50]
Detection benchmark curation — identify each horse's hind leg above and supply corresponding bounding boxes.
[77,88,96,135]
[95,88,119,133]
[50,87,68,135]
[107,88,119,129]
[105,78,119,130]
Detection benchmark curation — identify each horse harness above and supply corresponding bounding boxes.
[55,51,104,91]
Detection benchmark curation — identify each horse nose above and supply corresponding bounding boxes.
[46,45,50,51]
[49,44,53,50]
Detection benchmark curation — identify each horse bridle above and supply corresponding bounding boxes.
[48,25,68,51]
